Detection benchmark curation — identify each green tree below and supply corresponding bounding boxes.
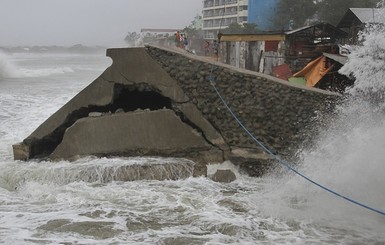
[222,22,260,34]
[273,0,317,29]
[222,22,243,34]
[183,15,203,38]
[183,26,202,39]
[242,23,260,34]
[124,32,140,46]
[273,0,378,30]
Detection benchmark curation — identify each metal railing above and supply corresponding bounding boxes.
[203,11,239,18]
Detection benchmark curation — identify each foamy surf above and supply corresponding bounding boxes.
[1,17,385,243]
[0,157,196,191]
[1,52,77,78]
[16,66,75,77]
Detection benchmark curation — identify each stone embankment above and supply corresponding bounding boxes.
[13,45,339,177]
[146,46,338,174]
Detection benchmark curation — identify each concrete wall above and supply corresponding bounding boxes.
[13,46,339,176]
[51,110,213,159]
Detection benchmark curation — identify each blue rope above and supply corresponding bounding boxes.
[207,76,385,217]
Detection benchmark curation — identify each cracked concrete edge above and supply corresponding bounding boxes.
[20,47,185,144]
[26,77,116,141]
[105,47,189,103]
[176,102,229,152]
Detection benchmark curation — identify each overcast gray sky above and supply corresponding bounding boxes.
[0,0,202,47]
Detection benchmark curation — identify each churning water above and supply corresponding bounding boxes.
[1,23,385,244]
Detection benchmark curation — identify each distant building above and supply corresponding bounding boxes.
[202,0,278,39]
[140,29,180,34]
[202,0,249,39]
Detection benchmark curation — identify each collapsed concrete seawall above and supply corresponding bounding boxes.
[13,46,339,176]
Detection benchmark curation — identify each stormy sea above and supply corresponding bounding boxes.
[1,25,385,244]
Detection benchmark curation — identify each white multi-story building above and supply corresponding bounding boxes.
[202,0,249,39]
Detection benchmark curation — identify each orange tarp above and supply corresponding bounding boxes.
[293,56,334,87]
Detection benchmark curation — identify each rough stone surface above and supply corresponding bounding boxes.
[146,46,338,158]
[12,143,30,161]
[212,169,237,183]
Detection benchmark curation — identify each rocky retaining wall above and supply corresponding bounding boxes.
[146,46,338,163]
[13,46,339,177]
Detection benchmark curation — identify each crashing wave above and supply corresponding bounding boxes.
[1,51,75,78]
[0,52,19,78]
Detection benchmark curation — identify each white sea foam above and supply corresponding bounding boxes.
[18,66,75,77]
[340,24,385,95]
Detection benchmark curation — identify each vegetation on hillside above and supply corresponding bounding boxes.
[221,23,260,34]
[273,0,378,29]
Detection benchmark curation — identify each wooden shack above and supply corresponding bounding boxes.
[218,22,348,77]
[284,23,348,72]
[337,8,385,44]
[218,33,286,75]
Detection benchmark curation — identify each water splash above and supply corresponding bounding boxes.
[259,5,385,235]
[0,51,19,78]
[340,17,385,102]
[0,157,195,191]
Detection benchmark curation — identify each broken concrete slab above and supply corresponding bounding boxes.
[50,109,212,160]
